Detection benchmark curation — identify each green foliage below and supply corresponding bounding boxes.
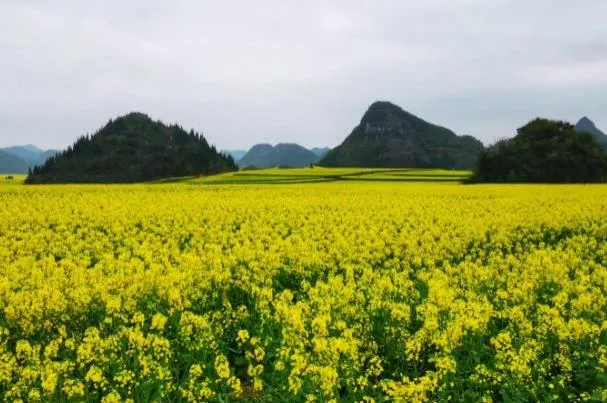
[471,118,607,183]
[25,112,237,183]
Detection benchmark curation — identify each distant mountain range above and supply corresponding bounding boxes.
[0,145,60,173]
[575,117,607,149]
[26,112,237,183]
[220,149,248,161]
[238,143,321,168]
[6,111,604,178]
[310,147,331,158]
[0,149,29,173]
[320,101,484,169]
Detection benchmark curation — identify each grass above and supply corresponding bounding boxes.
[154,168,473,185]
[1,169,473,186]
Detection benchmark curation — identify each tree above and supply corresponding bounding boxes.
[470,118,607,183]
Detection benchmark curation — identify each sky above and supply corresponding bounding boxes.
[1,0,606,150]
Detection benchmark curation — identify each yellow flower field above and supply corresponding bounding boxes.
[0,182,606,401]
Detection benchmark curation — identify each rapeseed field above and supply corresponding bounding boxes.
[0,182,606,401]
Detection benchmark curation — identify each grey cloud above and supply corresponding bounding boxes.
[0,0,606,150]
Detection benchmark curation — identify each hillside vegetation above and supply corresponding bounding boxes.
[472,118,607,183]
[26,113,237,184]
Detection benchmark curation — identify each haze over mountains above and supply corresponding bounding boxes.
[220,149,248,161]
[0,150,29,174]
[0,145,60,173]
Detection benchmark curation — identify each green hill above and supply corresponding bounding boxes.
[238,143,320,168]
[26,112,237,183]
[320,101,484,169]
[471,118,607,183]
[0,150,29,173]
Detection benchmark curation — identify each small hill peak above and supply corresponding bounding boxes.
[575,116,607,148]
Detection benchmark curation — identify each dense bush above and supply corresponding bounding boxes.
[471,119,607,183]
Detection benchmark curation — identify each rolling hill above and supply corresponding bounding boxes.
[320,101,484,169]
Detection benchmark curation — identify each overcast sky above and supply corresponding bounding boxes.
[1,1,606,150]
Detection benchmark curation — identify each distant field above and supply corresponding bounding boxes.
[0,174,26,185]
[155,167,473,185]
[0,169,472,187]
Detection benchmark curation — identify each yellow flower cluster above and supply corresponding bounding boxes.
[0,182,606,401]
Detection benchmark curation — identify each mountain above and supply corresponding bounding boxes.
[220,149,248,161]
[575,117,607,148]
[1,145,61,168]
[2,145,42,165]
[26,112,237,184]
[320,101,484,169]
[238,144,274,167]
[238,143,320,168]
[471,118,607,183]
[0,150,29,173]
[310,147,331,158]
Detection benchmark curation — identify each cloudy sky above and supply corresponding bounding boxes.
[1,0,606,150]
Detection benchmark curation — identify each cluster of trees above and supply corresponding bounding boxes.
[471,119,607,183]
[26,113,237,184]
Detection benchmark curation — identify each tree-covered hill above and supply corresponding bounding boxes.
[320,101,484,169]
[26,112,237,183]
[471,118,607,183]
